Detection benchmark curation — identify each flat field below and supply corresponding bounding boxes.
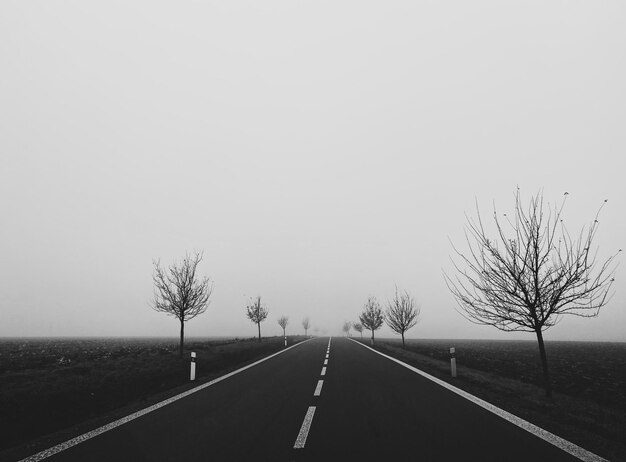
[370,337,626,461]
[394,338,626,409]
[0,336,301,455]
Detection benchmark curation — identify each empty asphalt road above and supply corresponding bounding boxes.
[19,337,597,462]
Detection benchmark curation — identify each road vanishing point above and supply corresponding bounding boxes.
[17,337,605,462]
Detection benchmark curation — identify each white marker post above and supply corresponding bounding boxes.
[284,336,287,347]
[450,347,456,378]
[190,352,196,381]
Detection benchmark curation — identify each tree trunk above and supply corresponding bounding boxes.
[535,328,552,397]
[360,332,363,339]
[179,319,185,358]
[371,329,375,345]
[257,322,261,342]
[401,331,405,349]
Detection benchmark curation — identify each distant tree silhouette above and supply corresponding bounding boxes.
[151,251,213,357]
[342,321,351,337]
[385,287,420,348]
[246,296,268,342]
[278,315,289,339]
[359,296,384,344]
[445,189,619,397]
[352,322,364,339]
[302,317,310,336]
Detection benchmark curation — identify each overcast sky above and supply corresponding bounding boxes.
[1,1,625,341]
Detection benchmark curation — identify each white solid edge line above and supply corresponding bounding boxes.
[313,379,324,396]
[348,339,607,462]
[321,366,327,376]
[19,338,315,462]
[293,406,316,449]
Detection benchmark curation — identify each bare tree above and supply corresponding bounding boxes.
[445,189,619,397]
[359,296,384,344]
[342,321,351,337]
[385,287,420,348]
[302,317,310,336]
[246,296,268,342]
[278,315,289,338]
[151,251,213,357]
[352,322,364,339]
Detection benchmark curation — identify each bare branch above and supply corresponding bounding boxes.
[359,296,384,343]
[385,286,420,346]
[151,251,213,356]
[246,296,268,342]
[444,189,619,396]
[278,315,289,331]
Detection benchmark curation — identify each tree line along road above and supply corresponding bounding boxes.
[17,337,602,462]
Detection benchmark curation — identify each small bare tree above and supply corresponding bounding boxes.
[246,296,268,342]
[359,296,384,344]
[278,315,289,338]
[342,321,351,337]
[385,287,420,348]
[445,190,619,397]
[352,322,364,339]
[151,252,213,357]
[302,317,310,336]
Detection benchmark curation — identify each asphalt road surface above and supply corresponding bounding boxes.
[25,337,588,462]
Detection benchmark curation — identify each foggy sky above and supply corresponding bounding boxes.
[1,1,625,341]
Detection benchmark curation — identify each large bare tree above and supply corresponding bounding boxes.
[151,251,213,357]
[246,296,268,342]
[445,190,619,396]
[385,287,420,348]
[278,315,289,338]
[302,317,310,336]
[352,322,364,339]
[359,296,384,344]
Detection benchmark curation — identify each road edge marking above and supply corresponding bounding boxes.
[348,339,607,462]
[293,406,316,449]
[19,338,315,462]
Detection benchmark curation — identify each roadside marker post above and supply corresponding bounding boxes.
[190,352,196,381]
[450,347,456,378]
[284,336,287,347]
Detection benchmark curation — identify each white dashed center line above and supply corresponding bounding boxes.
[314,379,324,396]
[294,406,316,449]
[294,337,331,450]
